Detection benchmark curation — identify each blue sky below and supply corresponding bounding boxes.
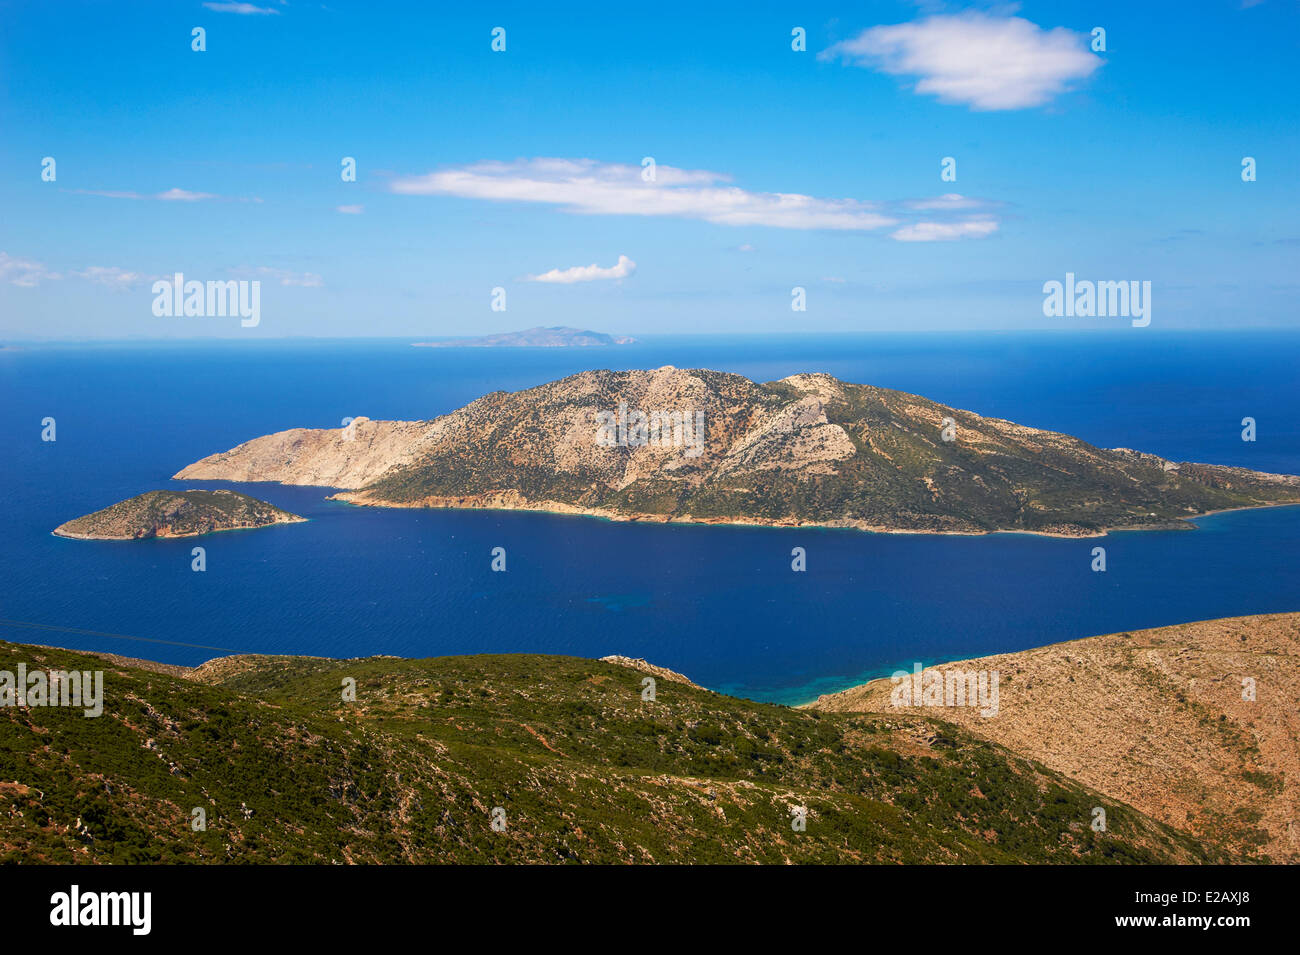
[1,0,1297,339]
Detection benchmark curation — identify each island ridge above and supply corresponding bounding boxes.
[175,367,1300,537]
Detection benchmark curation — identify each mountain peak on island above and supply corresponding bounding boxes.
[413,326,636,348]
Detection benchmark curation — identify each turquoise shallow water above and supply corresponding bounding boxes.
[2,332,1298,703]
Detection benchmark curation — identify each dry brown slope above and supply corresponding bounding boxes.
[807,612,1300,862]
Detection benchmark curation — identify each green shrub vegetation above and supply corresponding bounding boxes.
[0,640,1225,864]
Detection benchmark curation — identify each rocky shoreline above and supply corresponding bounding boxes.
[329,486,1229,539]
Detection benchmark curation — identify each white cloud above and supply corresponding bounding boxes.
[0,252,59,287]
[390,158,899,232]
[391,158,1000,241]
[529,255,636,284]
[155,188,217,201]
[821,13,1101,110]
[1,254,158,288]
[4,254,325,291]
[253,267,323,287]
[202,2,280,14]
[903,193,992,211]
[74,188,218,201]
[336,204,364,215]
[74,266,152,288]
[891,218,999,242]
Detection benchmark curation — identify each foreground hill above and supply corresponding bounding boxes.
[175,367,1300,536]
[808,613,1300,863]
[414,326,636,348]
[0,641,1219,864]
[53,489,304,540]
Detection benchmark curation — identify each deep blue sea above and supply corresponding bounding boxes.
[3,332,1299,704]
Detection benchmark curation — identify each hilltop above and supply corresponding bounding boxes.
[53,489,304,540]
[808,612,1300,863]
[0,640,1222,864]
[413,326,636,348]
[176,367,1300,537]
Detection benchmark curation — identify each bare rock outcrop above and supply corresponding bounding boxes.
[599,656,702,688]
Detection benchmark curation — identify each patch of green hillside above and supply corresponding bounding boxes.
[0,641,1224,864]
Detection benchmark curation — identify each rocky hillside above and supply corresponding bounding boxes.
[0,640,1223,864]
[53,489,304,540]
[807,613,1300,863]
[175,367,1300,536]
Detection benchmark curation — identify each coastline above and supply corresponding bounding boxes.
[51,515,308,541]
[322,488,1299,539]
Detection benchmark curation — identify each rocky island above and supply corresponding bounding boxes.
[53,489,305,540]
[175,367,1300,537]
[413,326,636,348]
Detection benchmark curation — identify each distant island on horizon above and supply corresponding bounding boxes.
[413,326,636,348]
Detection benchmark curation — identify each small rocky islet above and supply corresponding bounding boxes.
[53,489,304,541]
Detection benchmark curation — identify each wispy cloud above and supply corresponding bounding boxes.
[73,187,219,202]
[821,13,1101,110]
[3,253,327,291]
[528,254,636,284]
[155,187,219,201]
[903,193,996,212]
[891,218,999,242]
[0,252,60,287]
[336,204,364,215]
[390,158,899,232]
[74,266,154,289]
[389,158,1001,242]
[201,2,280,14]
[1,253,160,288]
[250,266,323,287]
